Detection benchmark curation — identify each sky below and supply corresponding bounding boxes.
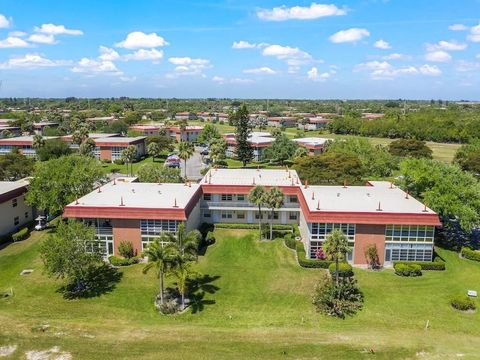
[0,0,480,99]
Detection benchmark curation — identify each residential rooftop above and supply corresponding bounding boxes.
[293,137,330,146]
[93,136,146,144]
[0,179,29,196]
[203,168,300,187]
[0,136,59,143]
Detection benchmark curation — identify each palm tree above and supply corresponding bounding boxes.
[178,141,195,178]
[248,185,266,240]
[323,229,350,286]
[142,237,175,305]
[32,134,45,150]
[172,259,196,310]
[262,187,284,240]
[147,142,161,162]
[162,223,200,260]
[120,145,137,176]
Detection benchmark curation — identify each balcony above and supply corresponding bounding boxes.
[95,227,113,235]
[201,201,300,210]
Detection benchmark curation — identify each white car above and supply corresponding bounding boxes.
[34,216,47,231]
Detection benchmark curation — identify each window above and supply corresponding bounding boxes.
[289,195,298,203]
[311,223,355,241]
[14,216,19,226]
[237,211,245,219]
[221,194,233,201]
[140,219,178,236]
[111,146,127,161]
[289,212,298,220]
[203,211,211,218]
[221,211,233,219]
[237,194,245,201]
[385,225,434,243]
[25,212,29,219]
[385,243,433,262]
[267,212,279,220]
[203,194,211,201]
[12,199,17,208]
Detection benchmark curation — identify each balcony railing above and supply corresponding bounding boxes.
[202,201,300,209]
[95,227,113,235]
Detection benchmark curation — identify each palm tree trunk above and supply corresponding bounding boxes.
[335,257,339,286]
[184,159,187,178]
[270,209,273,240]
[258,204,262,240]
[181,292,185,310]
[159,270,165,305]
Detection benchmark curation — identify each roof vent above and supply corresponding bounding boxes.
[376,201,382,211]
[337,193,340,197]
[131,189,135,193]
[173,198,179,208]
[423,203,428,212]
[120,197,125,206]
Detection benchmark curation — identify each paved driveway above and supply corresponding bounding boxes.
[181,147,204,181]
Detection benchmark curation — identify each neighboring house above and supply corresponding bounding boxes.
[165,125,203,142]
[0,179,34,237]
[0,136,59,158]
[93,136,146,162]
[223,132,275,161]
[33,122,59,135]
[63,169,440,266]
[292,137,329,155]
[0,125,22,138]
[362,113,384,120]
[267,117,297,128]
[61,133,119,150]
[86,116,117,124]
[174,112,197,120]
[297,117,331,131]
[129,125,163,136]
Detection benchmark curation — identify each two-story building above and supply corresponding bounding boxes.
[0,136,59,158]
[224,132,275,161]
[165,125,203,142]
[93,136,146,162]
[292,137,329,155]
[0,179,34,237]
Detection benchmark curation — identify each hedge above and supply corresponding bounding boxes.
[214,223,293,231]
[394,263,422,277]
[292,224,300,238]
[328,262,354,277]
[284,235,296,250]
[461,247,480,262]
[451,295,476,311]
[12,227,29,242]
[108,256,139,266]
[393,261,445,271]
[296,241,332,269]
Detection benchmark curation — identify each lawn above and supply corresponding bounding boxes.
[100,155,168,176]
[0,229,479,359]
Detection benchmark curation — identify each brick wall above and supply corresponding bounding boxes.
[353,224,386,265]
[112,219,142,256]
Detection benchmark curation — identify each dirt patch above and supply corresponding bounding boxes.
[0,345,17,357]
[25,346,71,360]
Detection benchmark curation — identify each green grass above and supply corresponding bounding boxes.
[100,155,168,175]
[0,229,479,359]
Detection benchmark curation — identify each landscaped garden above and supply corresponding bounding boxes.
[0,228,479,359]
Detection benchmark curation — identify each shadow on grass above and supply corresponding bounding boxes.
[187,274,220,314]
[58,263,123,300]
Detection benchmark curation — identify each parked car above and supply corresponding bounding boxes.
[200,149,209,155]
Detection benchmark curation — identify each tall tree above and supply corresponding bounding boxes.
[0,149,35,181]
[32,134,45,150]
[120,145,137,176]
[209,138,227,166]
[172,259,196,310]
[388,139,433,159]
[147,142,161,162]
[26,155,104,216]
[263,134,298,165]
[79,138,96,157]
[36,139,72,161]
[178,141,195,178]
[137,164,182,183]
[248,185,266,240]
[263,187,284,240]
[323,229,350,286]
[233,104,253,167]
[197,123,221,145]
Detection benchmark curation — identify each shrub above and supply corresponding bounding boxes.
[451,295,476,311]
[312,273,364,318]
[296,242,332,268]
[205,231,215,245]
[108,256,139,266]
[292,224,300,238]
[158,298,179,315]
[12,227,29,242]
[393,261,445,271]
[113,159,124,165]
[328,262,354,278]
[394,263,422,277]
[284,234,296,250]
[364,244,380,269]
[461,247,480,262]
[118,241,135,259]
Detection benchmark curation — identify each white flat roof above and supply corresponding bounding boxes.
[67,181,200,209]
[301,181,434,214]
[94,136,146,143]
[0,135,58,142]
[203,168,300,187]
[293,137,329,146]
[0,179,29,195]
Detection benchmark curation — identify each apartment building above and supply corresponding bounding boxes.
[33,122,59,135]
[0,179,34,236]
[0,136,59,158]
[62,169,440,266]
[267,117,297,128]
[292,137,329,155]
[165,125,203,142]
[224,132,275,161]
[297,117,331,131]
[93,136,146,162]
[129,125,163,136]
[61,133,119,150]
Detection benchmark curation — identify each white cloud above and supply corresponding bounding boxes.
[99,46,120,61]
[456,60,480,72]
[426,40,467,51]
[243,66,276,75]
[257,3,347,21]
[262,44,313,66]
[0,14,11,28]
[72,58,121,75]
[307,67,334,81]
[374,39,391,49]
[0,36,30,48]
[28,33,56,44]
[449,24,467,31]
[354,61,392,72]
[34,23,83,36]
[212,76,225,83]
[418,64,441,76]
[381,53,412,60]
[115,31,168,49]
[0,53,71,69]
[232,41,257,49]
[119,76,136,82]
[329,28,370,43]
[468,24,480,42]
[124,48,163,62]
[167,57,211,78]
[9,31,26,37]
[230,78,254,84]
[425,50,451,62]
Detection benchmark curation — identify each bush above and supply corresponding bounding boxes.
[328,262,354,278]
[12,227,29,242]
[296,242,332,268]
[394,261,445,271]
[451,295,476,311]
[284,234,296,250]
[108,256,139,266]
[394,263,422,277]
[118,241,135,258]
[113,159,124,165]
[461,247,480,262]
[292,224,300,238]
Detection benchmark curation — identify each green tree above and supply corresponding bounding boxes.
[197,123,221,145]
[147,142,161,162]
[233,104,253,167]
[32,134,45,150]
[120,145,137,176]
[293,152,365,185]
[79,138,96,157]
[294,146,308,159]
[178,141,195,178]
[322,229,350,286]
[248,185,266,240]
[454,139,480,173]
[137,163,182,183]
[0,149,35,180]
[146,135,174,153]
[209,138,227,166]
[263,187,284,240]
[263,134,298,165]
[142,237,175,305]
[36,139,72,161]
[388,139,433,158]
[26,155,104,216]
[40,220,102,295]
[168,223,201,259]
[172,260,196,310]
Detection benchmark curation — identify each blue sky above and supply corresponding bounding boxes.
[0,0,480,99]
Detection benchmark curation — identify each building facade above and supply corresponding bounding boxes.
[0,180,34,236]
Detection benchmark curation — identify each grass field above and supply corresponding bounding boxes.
[0,229,479,359]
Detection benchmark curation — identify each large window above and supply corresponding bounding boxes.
[221,194,233,201]
[309,223,355,259]
[385,225,434,242]
[111,146,126,161]
[385,243,433,262]
[141,219,179,250]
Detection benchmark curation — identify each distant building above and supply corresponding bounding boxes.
[86,116,117,124]
[93,136,146,162]
[267,117,297,128]
[297,117,331,131]
[129,125,163,137]
[0,179,34,237]
[0,125,22,138]
[0,136,59,158]
[165,125,203,142]
[33,122,59,135]
[362,113,384,120]
[223,132,275,161]
[292,137,329,155]
[61,133,119,150]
